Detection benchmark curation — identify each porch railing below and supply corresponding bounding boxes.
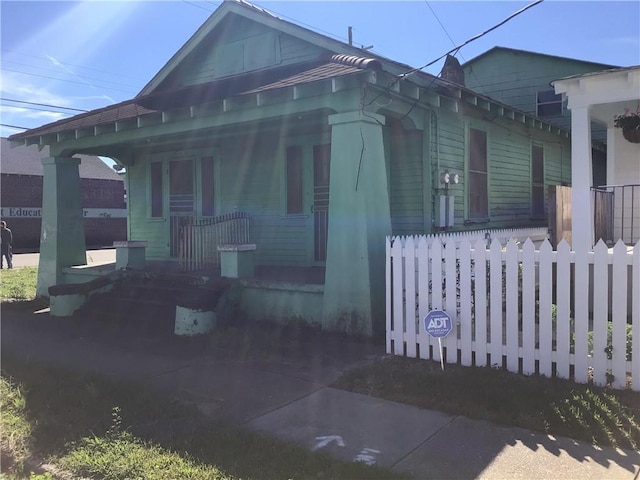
[179,212,251,271]
[593,184,640,245]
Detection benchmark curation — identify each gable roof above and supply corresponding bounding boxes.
[462,46,618,70]
[8,2,574,145]
[0,138,123,180]
[138,0,399,97]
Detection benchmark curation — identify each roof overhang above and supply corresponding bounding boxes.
[553,67,640,125]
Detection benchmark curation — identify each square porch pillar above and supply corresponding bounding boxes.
[37,156,87,297]
[570,106,594,253]
[322,111,391,337]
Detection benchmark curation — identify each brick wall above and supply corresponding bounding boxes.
[1,174,127,251]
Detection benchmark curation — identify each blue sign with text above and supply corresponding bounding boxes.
[423,310,453,338]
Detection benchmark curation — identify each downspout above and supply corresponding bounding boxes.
[430,108,440,231]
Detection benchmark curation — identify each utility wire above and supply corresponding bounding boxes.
[400,0,544,79]
[2,59,141,90]
[181,0,215,12]
[424,1,487,94]
[424,1,465,61]
[0,48,143,81]
[0,123,29,130]
[1,68,136,94]
[1,97,88,113]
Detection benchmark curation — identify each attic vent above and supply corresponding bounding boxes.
[330,54,381,70]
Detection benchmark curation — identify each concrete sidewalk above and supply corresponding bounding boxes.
[1,310,638,479]
[10,248,116,269]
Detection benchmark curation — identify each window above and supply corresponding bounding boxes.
[537,90,562,117]
[531,145,545,217]
[286,146,303,214]
[150,162,163,218]
[201,156,215,217]
[468,128,488,219]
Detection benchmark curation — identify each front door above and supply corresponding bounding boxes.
[313,144,330,263]
[169,159,195,257]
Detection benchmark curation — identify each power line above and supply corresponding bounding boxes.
[0,48,143,81]
[424,1,487,94]
[1,97,88,113]
[401,0,544,79]
[2,59,141,90]
[1,68,137,95]
[181,0,215,12]
[0,123,29,130]
[424,1,464,60]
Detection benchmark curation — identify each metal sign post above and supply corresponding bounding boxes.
[423,309,453,370]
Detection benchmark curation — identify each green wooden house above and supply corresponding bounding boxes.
[462,46,617,186]
[8,1,572,337]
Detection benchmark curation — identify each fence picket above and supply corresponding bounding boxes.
[505,240,519,373]
[489,239,503,367]
[417,236,431,360]
[459,239,472,366]
[391,237,405,355]
[444,240,458,363]
[611,241,628,389]
[431,240,443,362]
[386,233,636,390]
[473,239,488,366]
[521,239,536,375]
[592,241,609,386]
[538,241,553,377]
[573,246,590,383]
[386,237,392,354]
[633,241,640,391]
[555,240,571,379]
[405,236,418,358]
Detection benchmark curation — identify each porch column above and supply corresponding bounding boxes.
[323,111,391,337]
[570,106,594,253]
[36,156,87,297]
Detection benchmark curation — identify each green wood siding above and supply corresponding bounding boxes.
[419,105,572,231]
[175,16,329,87]
[217,137,309,266]
[463,49,610,143]
[127,157,167,259]
[389,126,424,235]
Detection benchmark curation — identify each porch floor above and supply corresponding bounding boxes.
[143,261,325,285]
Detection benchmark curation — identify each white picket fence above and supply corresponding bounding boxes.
[386,235,640,391]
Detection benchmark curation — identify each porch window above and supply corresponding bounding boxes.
[537,90,562,117]
[150,162,163,218]
[201,156,215,217]
[286,146,303,214]
[468,128,488,219]
[531,145,545,217]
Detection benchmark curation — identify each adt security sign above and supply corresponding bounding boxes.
[423,310,453,338]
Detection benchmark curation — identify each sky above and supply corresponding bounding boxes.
[1,0,639,143]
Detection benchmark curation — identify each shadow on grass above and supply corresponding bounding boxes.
[333,356,640,475]
[1,351,405,480]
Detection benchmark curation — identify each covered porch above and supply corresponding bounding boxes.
[553,67,640,251]
[7,53,426,336]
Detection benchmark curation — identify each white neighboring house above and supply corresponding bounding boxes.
[553,66,640,252]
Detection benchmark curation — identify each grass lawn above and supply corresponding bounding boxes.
[0,267,37,300]
[1,352,406,480]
